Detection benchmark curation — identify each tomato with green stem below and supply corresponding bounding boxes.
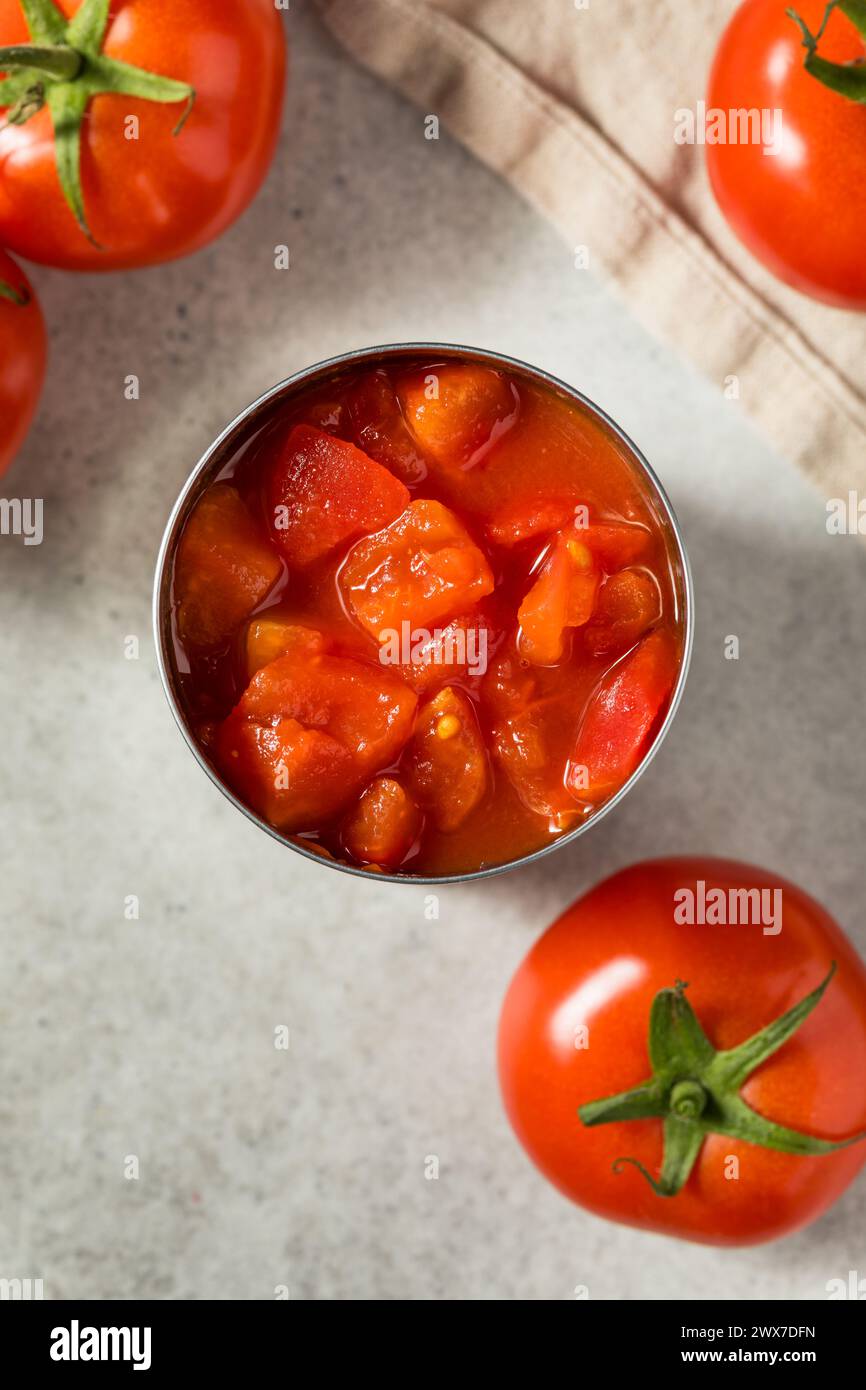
[0,247,46,475]
[498,859,866,1245]
[0,0,286,270]
[706,0,866,308]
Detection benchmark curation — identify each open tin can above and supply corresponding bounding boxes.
[153,343,694,884]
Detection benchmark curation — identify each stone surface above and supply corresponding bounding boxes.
[1,5,864,1301]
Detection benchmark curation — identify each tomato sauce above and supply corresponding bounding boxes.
[167,354,686,877]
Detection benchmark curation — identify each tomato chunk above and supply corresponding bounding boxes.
[343,777,422,867]
[347,371,427,485]
[245,619,327,678]
[486,499,575,548]
[577,519,650,571]
[174,483,282,647]
[492,699,579,826]
[217,649,418,832]
[486,639,591,823]
[232,649,417,776]
[217,714,355,832]
[584,570,660,658]
[408,687,489,831]
[567,630,678,804]
[341,499,494,638]
[487,503,650,570]
[397,365,516,469]
[517,535,600,665]
[448,386,647,525]
[382,609,493,694]
[481,643,537,719]
[299,396,348,436]
[266,424,410,567]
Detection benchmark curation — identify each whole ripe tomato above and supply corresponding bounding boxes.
[706,0,866,308]
[0,0,286,270]
[0,248,47,475]
[498,858,866,1246]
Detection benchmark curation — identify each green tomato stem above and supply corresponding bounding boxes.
[787,2,866,103]
[669,1079,708,1120]
[0,42,81,81]
[0,277,29,306]
[578,964,866,1199]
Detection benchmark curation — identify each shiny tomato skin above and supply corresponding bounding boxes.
[498,858,866,1245]
[706,0,866,308]
[0,249,47,475]
[0,0,286,270]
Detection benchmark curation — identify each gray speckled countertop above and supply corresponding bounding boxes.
[2,5,865,1301]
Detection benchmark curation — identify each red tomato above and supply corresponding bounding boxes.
[0,0,286,270]
[498,859,866,1245]
[0,248,47,475]
[706,0,866,307]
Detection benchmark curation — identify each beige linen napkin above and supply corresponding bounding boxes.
[313,0,866,503]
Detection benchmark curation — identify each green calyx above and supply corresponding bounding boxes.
[578,964,866,1198]
[0,0,195,245]
[0,276,29,305]
[787,1,866,103]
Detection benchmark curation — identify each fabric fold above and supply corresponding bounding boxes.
[314,0,866,501]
